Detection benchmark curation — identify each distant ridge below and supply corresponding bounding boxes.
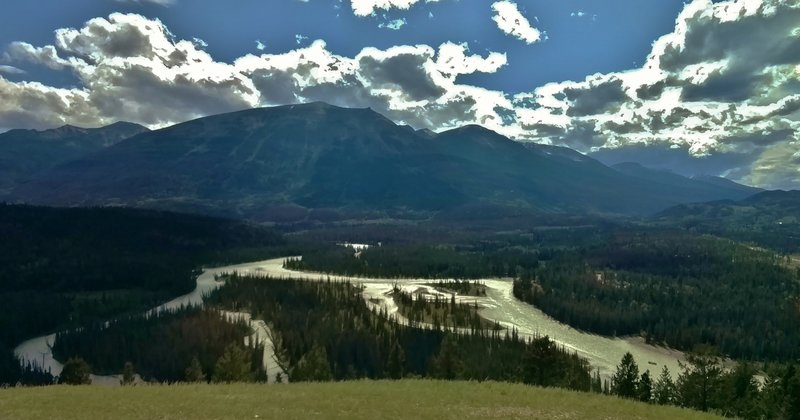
[8,103,761,221]
[656,189,800,252]
[0,121,149,197]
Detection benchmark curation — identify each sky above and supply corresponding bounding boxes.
[0,0,798,189]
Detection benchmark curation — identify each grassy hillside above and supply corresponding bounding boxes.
[0,381,720,420]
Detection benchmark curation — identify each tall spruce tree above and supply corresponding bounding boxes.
[638,370,653,403]
[213,343,252,383]
[676,348,723,412]
[185,356,206,383]
[653,365,676,405]
[611,352,639,399]
[386,340,405,379]
[293,344,332,382]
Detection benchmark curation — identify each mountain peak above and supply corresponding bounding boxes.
[103,121,150,131]
[444,124,501,137]
[612,162,670,173]
[51,124,88,135]
[9,105,768,219]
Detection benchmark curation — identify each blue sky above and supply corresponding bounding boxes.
[0,0,799,189]
[0,0,684,92]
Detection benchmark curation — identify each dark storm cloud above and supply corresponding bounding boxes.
[563,78,627,117]
[357,52,445,101]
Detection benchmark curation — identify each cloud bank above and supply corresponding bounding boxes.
[0,13,508,134]
[514,0,800,188]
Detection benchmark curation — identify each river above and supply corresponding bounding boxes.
[15,256,685,384]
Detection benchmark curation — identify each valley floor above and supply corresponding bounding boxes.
[15,257,687,383]
[0,380,720,420]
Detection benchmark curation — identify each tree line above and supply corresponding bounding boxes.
[0,204,285,386]
[51,307,266,383]
[605,348,800,419]
[514,232,800,360]
[391,285,499,331]
[206,274,591,389]
[284,243,540,279]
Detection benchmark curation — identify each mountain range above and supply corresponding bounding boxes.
[3,102,765,222]
[0,122,149,197]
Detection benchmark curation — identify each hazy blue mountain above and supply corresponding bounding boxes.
[10,103,762,221]
[0,122,149,196]
[590,143,756,180]
[611,162,762,200]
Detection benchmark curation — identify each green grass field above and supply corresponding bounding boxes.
[0,380,720,419]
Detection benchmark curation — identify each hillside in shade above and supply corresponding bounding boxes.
[10,103,760,221]
[0,122,149,197]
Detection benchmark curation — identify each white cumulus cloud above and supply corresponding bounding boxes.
[0,13,510,135]
[491,1,542,44]
[350,0,441,17]
[515,0,800,189]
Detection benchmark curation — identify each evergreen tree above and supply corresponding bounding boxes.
[611,352,639,399]
[213,343,252,383]
[432,334,462,380]
[653,365,676,405]
[59,358,91,385]
[185,356,206,383]
[718,362,759,418]
[780,365,800,420]
[638,370,653,403]
[590,369,602,393]
[120,361,136,386]
[293,345,332,382]
[386,340,405,379]
[676,348,723,412]
[522,336,562,387]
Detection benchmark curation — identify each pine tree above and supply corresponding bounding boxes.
[386,341,405,379]
[718,362,759,418]
[432,334,462,380]
[611,352,639,399]
[59,358,92,385]
[638,370,653,403]
[780,365,800,420]
[676,348,723,412]
[590,369,602,393]
[213,344,252,383]
[293,344,332,382]
[120,361,136,386]
[653,365,676,405]
[185,356,206,382]
[522,336,561,387]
